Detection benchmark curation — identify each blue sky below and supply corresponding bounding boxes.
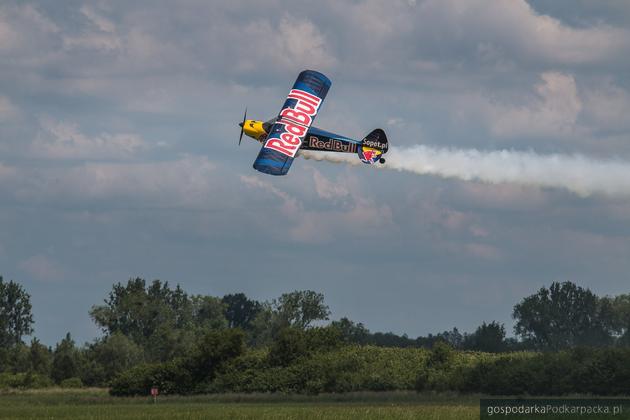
[1,1,630,345]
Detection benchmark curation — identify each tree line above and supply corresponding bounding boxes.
[1,275,630,392]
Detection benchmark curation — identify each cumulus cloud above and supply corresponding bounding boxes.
[18,254,66,282]
[451,71,630,149]
[0,12,18,50]
[311,168,350,200]
[488,72,582,138]
[32,118,146,160]
[0,4,58,53]
[63,5,121,52]
[0,156,217,210]
[45,156,216,205]
[0,162,16,179]
[240,171,393,244]
[0,95,18,120]
[582,79,630,131]
[413,0,630,66]
[228,13,337,76]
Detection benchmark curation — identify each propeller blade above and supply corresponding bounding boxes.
[238,107,247,146]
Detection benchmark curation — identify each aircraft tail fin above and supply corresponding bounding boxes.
[358,129,388,164]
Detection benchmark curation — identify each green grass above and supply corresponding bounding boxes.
[0,389,479,419]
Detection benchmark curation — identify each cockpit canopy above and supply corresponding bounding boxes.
[262,118,277,134]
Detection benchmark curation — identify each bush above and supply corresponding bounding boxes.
[0,372,53,389]
[458,347,630,395]
[109,359,193,396]
[427,341,454,367]
[110,329,246,396]
[187,328,245,385]
[84,332,144,385]
[59,377,83,388]
[268,327,341,367]
[111,343,630,396]
[213,345,429,394]
[268,328,309,367]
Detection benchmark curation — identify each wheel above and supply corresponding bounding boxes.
[379,158,386,164]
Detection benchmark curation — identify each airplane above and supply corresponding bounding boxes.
[239,70,389,176]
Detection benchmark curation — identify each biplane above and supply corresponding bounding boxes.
[239,70,389,176]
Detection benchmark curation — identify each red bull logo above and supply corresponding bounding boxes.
[264,89,321,157]
[308,136,357,153]
[360,147,382,164]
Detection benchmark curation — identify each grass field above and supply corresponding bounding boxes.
[0,388,480,419]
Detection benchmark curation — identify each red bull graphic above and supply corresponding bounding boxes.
[308,136,358,153]
[253,70,332,176]
[264,89,322,157]
[360,147,382,164]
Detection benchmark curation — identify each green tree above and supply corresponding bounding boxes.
[51,333,82,383]
[247,291,331,347]
[28,338,52,376]
[513,281,614,350]
[188,329,245,383]
[274,290,330,329]
[0,276,34,347]
[90,278,227,361]
[330,317,371,344]
[247,303,276,347]
[268,326,341,367]
[370,331,416,347]
[0,343,30,373]
[438,328,464,349]
[86,332,144,383]
[463,321,507,352]
[221,293,261,330]
[192,296,228,330]
[604,294,630,345]
[90,278,187,343]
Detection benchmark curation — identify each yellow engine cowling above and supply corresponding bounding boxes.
[242,120,267,142]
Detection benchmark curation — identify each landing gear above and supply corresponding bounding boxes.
[379,158,386,164]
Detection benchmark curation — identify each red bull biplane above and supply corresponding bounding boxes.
[239,70,388,176]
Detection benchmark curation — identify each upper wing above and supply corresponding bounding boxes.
[253,70,331,176]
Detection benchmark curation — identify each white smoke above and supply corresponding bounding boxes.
[299,146,630,198]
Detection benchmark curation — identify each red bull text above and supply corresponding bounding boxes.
[264,89,322,157]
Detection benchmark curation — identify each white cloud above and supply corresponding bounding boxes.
[240,171,393,244]
[62,5,120,51]
[0,10,19,50]
[458,183,548,211]
[0,95,18,120]
[582,80,630,131]
[240,174,301,216]
[47,156,216,205]
[18,254,66,282]
[488,72,582,138]
[277,15,336,70]
[311,168,349,200]
[80,5,116,34]
[0,156,218,210]
[0,4,58,52]
[415,0,630,66]
[0,162,16,179]
[233,14,336,74]
[464,242,502,261]
[32,118,146,160]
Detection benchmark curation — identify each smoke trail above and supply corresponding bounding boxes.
[299,146,630,198]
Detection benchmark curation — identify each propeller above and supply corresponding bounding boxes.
[238,107,247,146]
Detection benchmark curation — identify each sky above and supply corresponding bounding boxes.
[1,0,630,346]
